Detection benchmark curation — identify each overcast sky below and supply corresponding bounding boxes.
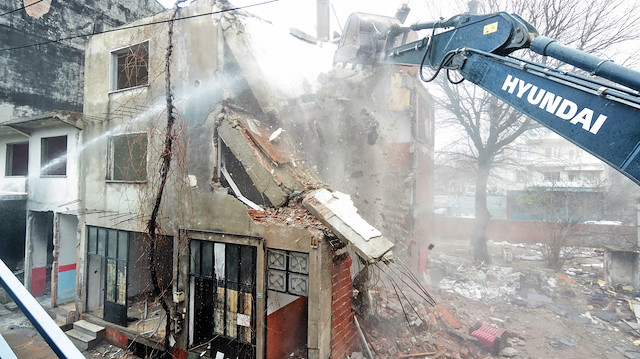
[155,0,458,38]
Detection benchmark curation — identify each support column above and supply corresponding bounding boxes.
[51,213,60,307]
[23,212,34,295]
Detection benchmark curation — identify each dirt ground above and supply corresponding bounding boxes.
[359,237,640,359]
[3,237,640,358]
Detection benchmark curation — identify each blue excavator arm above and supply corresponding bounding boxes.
[334,12,640,185]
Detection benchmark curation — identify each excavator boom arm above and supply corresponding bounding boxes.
[334,11,640,185]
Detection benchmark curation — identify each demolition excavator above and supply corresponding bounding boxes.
[333,11,640,186]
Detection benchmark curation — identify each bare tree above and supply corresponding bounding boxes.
[434,0,640,262]
[516,185,605,270]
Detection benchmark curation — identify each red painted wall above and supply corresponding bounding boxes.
[266,297,308,359]
[30,267,47,296]
[330,253,357,359]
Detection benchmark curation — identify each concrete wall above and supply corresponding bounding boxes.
[26,127,81,212]
[604,249,640,288]
[0,0,162,120]
[56,214,79,304]
[282,66,435,267]
[431,216,636,248]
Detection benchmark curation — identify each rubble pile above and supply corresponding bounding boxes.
[356,281,492,359]
[357,240,640,358]
[247,197,327,231]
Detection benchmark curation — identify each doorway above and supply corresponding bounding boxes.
[189,239,257,359]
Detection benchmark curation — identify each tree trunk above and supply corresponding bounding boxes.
[471,163,491,263]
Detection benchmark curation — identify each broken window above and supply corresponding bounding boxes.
[109,134,147,182]
[41,135,66,176]
[189,239,256,358]
[5,142,28,176]
[267,250,309,296]
[111,41,149,91]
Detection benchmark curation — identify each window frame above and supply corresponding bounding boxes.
[108,133,148,183]
[40,135,67,177]
[5,141,29,177]
[109,40,150,92]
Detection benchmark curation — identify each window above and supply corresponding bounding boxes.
[41,136,67,176]
[109,134,147,181]
[111,41,149,91]
[567,171,579,182]
[543,171,560,182]
[6,142,28,176]
[583,170,601,182]
[267,250,309,297]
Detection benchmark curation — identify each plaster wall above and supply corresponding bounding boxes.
[26,126,81,213]
[57,214,79,303]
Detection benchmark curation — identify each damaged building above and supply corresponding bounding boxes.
[0,0,163,299]
[0,0,434,358]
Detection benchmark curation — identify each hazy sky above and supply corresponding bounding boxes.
[155,0,457,38]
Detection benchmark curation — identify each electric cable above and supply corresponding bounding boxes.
[0,0,281,52]
[0,0,45,17]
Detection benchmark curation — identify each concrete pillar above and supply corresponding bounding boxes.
[51,213,60,307]
[23,212,34,294]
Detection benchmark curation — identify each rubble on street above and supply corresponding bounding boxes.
[355,239,640,358]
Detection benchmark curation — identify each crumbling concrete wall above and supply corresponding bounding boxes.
[0,0,162,121]
[0,0,162,122]
[282,66,435,267]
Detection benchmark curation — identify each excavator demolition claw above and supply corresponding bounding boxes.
[332,12,417,79]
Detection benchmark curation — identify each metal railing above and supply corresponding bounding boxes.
[0,259,84,358]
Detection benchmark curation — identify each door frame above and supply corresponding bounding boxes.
[184,230,265,359]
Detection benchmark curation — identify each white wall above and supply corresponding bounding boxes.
[26,127,81,212]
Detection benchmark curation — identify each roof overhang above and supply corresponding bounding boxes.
[0,112,83,137]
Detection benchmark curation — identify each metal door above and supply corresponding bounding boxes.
[190,240,256,359]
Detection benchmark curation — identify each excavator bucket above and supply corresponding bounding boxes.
[333,12,414,76]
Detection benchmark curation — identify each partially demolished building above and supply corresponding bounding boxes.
[5,1,434,358]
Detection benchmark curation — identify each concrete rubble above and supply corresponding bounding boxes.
[351,239,640,358]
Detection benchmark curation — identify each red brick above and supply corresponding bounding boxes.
[436,304,462,329]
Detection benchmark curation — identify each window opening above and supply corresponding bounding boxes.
[6,142,28,176]
[267,250,309,297]
[218,138,269,209]
[41,135,67,176]
[111,41,149,91]
[109,133,147,181]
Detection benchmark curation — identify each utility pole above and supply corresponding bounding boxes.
[317,0,330,41]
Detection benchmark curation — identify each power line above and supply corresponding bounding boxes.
[0,0,281,52]
[0,0,46,17]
